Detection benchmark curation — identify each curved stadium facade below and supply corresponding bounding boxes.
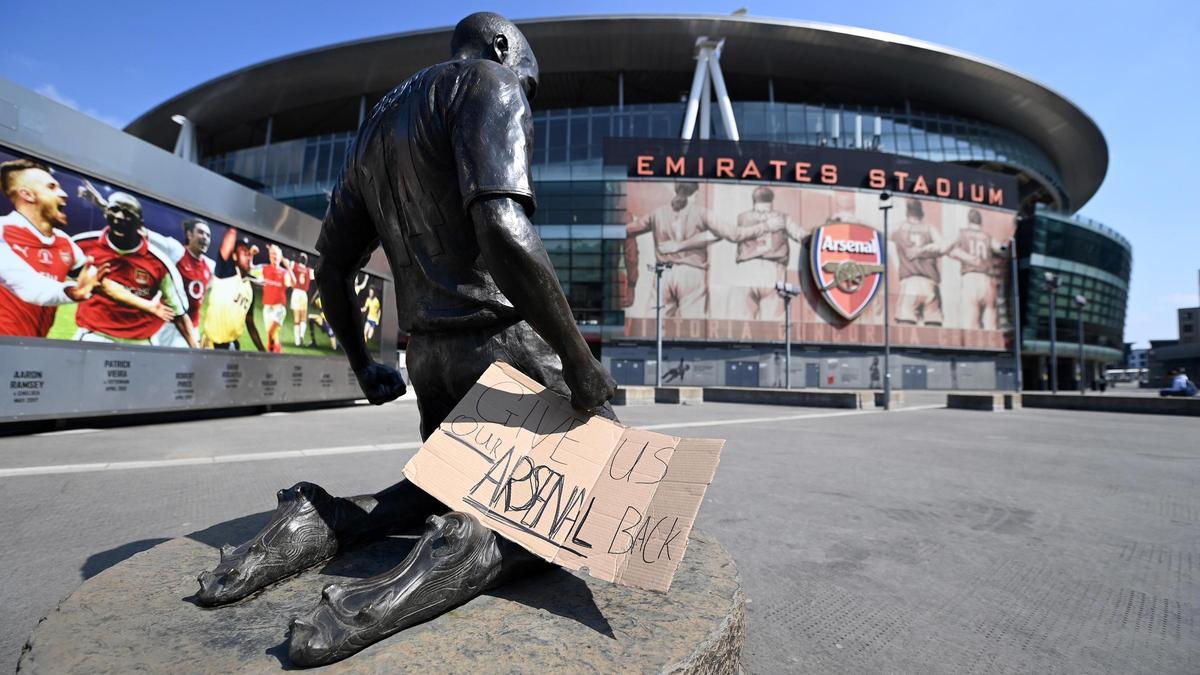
[127,14,1130,391]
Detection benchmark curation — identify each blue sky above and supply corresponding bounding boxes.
[3,0,1197,347]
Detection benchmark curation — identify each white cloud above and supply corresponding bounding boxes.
[33,84,124,129]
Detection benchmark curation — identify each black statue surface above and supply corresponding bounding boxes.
[196,12,616,667]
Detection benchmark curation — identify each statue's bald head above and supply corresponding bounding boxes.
[451,12,539,100]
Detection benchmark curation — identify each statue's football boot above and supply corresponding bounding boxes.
[286,512,508,667]
[196,482,350,606]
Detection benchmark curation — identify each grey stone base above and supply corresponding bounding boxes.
[947,393,1020,410]
[613,386,656,405]
[703,386,868,408]
[1022,392,1199,416]
[19,524,743,674]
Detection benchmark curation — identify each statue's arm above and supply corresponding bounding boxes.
[314,170,405,405]
[315,201,378,373]
[471,196,614,410]
[451,60,613,410]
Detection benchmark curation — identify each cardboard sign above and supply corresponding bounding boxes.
[403,361,723,592]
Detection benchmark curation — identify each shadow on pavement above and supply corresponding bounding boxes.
[185,511,273,549]
[81,537,171,580]
[487,567,615,638]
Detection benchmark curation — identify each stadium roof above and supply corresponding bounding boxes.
[126,14,1107,210]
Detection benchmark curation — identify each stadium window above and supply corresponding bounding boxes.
[569,117,588,161]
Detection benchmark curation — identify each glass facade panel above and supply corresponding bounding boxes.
[1018,211,1131,356]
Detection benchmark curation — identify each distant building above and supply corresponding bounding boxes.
[1126,348,1148,370]
[1147,339,1197,388]
[1178,307,1200,344]
[124,14,1131,390]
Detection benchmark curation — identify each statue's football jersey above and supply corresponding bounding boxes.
[318,59,537,333]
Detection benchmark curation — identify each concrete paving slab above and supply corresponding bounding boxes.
[1,403,1196,673]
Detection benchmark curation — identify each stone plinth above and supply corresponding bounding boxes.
[1022,393,1198,416]
[613,386,656,405]
[873,391,904,408]
[655,386,704,404]
[947,393,1020,411]
[19,524,743,674]
[703,386,867,408]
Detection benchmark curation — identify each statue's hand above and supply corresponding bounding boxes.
[354,362,407,405]
[564,356,617,413]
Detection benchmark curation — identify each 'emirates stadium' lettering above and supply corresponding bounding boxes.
[608,139,1018,209]
[822,237,878,254]
[634,155,1005,206]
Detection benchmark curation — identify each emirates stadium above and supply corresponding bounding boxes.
[1,14,1131,416]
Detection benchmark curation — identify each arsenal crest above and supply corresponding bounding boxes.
[810,222,886,320]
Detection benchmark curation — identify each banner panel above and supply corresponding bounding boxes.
[0,144,384,357]
[618,180,1017,351]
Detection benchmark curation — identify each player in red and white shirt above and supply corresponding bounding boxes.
[948,209,1005,330]
[143,219,215,348]
[286,251,313,346]
[73,192,196,347]
[0,159,107,337]
[254,244,294,353]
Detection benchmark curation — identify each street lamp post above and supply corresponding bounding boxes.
[652,261,673,387]
[1074,294,1088,393]
[1044,272,1060,393]
[775,282,801,389]
[879,192,893,410]
[1009,235,1023,392]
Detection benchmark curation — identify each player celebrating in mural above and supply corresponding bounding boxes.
[626,182,779,319]
[950,209,1005,330]
[137,217,215,348]
[725,186,807,320]
[891,199,945,326]
[361,285,381,342]
[287,252,313,347]
[72,192,198,347]
[0,159,108,337]
[625,183,712,317]
[202,228,266,351]
[255,244,294,353]
[306,289,337,350]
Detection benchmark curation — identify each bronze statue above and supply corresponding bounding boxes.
[196,12,617,667]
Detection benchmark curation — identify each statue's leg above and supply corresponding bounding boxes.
[287,510,547,667]
[196,479,445,606]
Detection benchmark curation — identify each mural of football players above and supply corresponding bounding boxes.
[725,186,806,321]
[288,252,313,347]
[361,285,381,342]
[625,182,717,318]
[202,229,265,351]
[73,192,197,347]
[0,159,107,338]
[950,208,1004,330]
[255,244,294,353]
[140,217,214,348]
[891,199,945,326]
[308,288,337,350]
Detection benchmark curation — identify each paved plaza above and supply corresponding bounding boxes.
[1,399,1196,673]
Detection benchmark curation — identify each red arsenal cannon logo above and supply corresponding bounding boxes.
[810,222,886,320]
